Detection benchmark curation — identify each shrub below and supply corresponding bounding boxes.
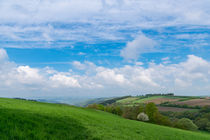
[115,106,123,116]
[102,105,123,116]
[137,112,149,121]
[175,118,198,131]
[122,106,140,120]
[200,106,210,113]
[195,118,210,132]
[153,112,171,126]
[203,113,210,121]
[87,104,98,109]
[87,104,104,111]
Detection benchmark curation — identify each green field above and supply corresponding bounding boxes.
[133,96,163,103]
[0,98,209,140]
[116,97,139,103]
[114,95,189,106]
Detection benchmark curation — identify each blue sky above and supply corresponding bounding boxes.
[0,0,210,97]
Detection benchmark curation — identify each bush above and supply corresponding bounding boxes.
[200,106,210,113]
[105,106,123,116]
[153,112,171,126]
[175,118,198,131]
[203,113,210,121]
[137,112,149,121]
[195,118,210,132]
[122,106,140,120]
[87,104,104,111]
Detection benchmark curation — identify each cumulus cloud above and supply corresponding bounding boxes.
[120,34,156,60]
[0,49,209,97]
[49,74,81,88]
[15,66,44,85]
[96,68,127,85]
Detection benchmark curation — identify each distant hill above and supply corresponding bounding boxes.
[78,96,131,107]
[96,94,210,107]
[0,98,209,140]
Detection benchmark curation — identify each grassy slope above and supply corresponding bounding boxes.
[0,98,209,140]
[116,96,186,105]
[133,96,163,103]
[116,97,139,103]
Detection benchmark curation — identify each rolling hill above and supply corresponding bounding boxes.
[94,95,210,108]
[0,98,209,140]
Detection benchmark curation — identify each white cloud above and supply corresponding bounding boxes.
[15,66,44,85]
[72,61,96,72]
[161,57,169,61]
[96,68,127,85]
[175,34,209,40]
[161,57,171,64]
[120,34,156,60]
[0,49,210,97]
[0,0,210,48]
[72,61,86,70]
[0,49,8,61]
[135,62,144,66]
[49,74,81,88]
[1,0,210,25]
[0,0,102,24]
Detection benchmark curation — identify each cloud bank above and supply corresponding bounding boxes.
[0,49,209,97]
[1,0,210,48]
[1,0,210,25]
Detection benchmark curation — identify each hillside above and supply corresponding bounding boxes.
[96,95,210,108]
[0,98,209,140]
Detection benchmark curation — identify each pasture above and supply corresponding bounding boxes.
[0,98,209,140]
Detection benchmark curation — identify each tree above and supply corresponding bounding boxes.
[104,105,123,116]
[153,112,171,126]
[145,103,158,122]
[115,106,123,116]
[97,104,105,111]
[87,104,104,111]
[122,106,140,120]
[137,112,149,121]
[139,104,145,113]
[200,106,210,113]
[175,118,198,131]
[203,113,210,121]
[195,118,210,132]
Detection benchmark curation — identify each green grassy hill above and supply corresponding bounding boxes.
[115,95,184,105]
[0,98,209,140]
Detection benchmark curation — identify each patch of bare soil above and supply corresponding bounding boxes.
[158,106,192,112]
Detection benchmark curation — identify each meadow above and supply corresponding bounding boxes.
[0,98,209,140]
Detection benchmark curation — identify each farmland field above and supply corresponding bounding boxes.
[116,97,139,103]
[0,98,209,140]
[142,97,180,104]
[115,95,185,106]
[174,99,210,107]
[158,106,194,112]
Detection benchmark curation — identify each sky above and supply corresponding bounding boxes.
[0,0,210,97]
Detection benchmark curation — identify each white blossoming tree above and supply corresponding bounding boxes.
[137,112,149,122]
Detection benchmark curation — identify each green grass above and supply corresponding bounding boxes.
[116,96,162,105]
[116,96,186,106]
[0,98,209,140]
[116,97,139,103]
[132,96,163,103]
